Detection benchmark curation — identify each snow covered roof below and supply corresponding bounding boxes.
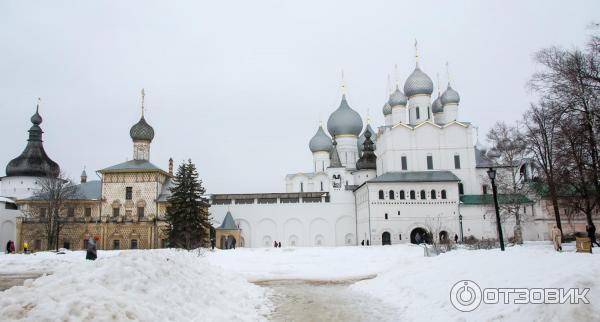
[368,171,460,183]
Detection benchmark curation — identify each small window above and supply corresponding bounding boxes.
[113,240,120,250]
[113,207,120,217]
[454,155,461,169]
[384,213,388,220]
[458,183,464,195]
[67,207,75,217]
[420,190,426,199]
[482,185,488,195]
[397,211,401,216]
[431,189,437,199]
[300,182,304,192]
[84,207,92,217]
[137,207,145,218]
[523,206,527,214]
[131,239,138,249]
[410,190,416,200]
[378,190,385,200]
[389,190,395,200]
[416,106,420,119]
[63,241,70,249]
[39,208,47,218]
[441,190,447,199]
[401,156,408,170]
[125,187,133,200]
[427,155,433,170]
[399,191,405,200]
[320,182,323,191]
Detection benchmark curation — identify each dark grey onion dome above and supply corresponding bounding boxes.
[327,94,363,137]
[403,64,434,97]
[6,106,60,178]
[388,85,408,107]
[432,95,443,113]
[440,84,460,105]
[358,123,376,153]
[309,125,333,153]
[356,129,377,170]
[382,102,392,116]
[130,116,155,141]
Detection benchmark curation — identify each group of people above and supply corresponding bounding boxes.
[5,240,15,254]
[273,241,282,248]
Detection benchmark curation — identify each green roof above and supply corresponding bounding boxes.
[99,160,167,174]
[368,171,460,183]
[460,194,533,205]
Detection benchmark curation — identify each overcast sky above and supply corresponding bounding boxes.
[1,0,598,193]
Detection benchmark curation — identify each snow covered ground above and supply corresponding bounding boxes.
[0,242,598,322]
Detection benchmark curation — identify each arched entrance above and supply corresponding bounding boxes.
[410,228,428,244]
[225,235,237,249]
[439,231,449,243]
[381,232,391,245]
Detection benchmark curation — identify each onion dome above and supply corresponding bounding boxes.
[6,105,60,178]
[440,84,460,105]
[388,85,408,107]
[382,102,392,116]
[309,125,333,153]
[130,116,155,141]
[358,124,376,154]
[432,95,443,113]
[327,94,363,137]
[356,129,377,170]
[403,64,434,97]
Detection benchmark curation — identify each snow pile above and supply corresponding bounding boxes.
[352,244,600,322]
[0,250,120,275]
[0,249,270,322]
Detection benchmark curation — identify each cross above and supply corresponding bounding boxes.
[141,88,145,116]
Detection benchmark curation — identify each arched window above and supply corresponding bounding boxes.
[389,190,395,200]
[410,190,416,200]
[416,106,420,119]
[399,190,405,200]
[431,189,437,199]
[320,181,324,191]
[384,213,388,220]
[378,190,384,200]
[420,190,426,199]
[458,182,464,195]
[300,182,304,192]
[441,190,447,199]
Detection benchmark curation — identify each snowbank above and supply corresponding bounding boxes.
[352,244,600,322]
[0,249,270,322]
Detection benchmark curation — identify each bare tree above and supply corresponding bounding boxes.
[32,172,80,251]
[486,121,534,244]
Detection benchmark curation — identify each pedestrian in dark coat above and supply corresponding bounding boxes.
[454,234,459,244]
[5,240,10,254]
[210,237,216,250]
[278,241,281,248]
[587,224,599,247]
[86,238,97,260]
[273,241,277,248]
[361,240,365,246]
[8,240,15,254]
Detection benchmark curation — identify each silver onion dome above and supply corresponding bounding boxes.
[441,84,460,105]
[358,123,376,153]
[403,64,434,97]
[432,95,443,113]
[327,94,363,137]
[309,125,333,153]
[130,116,155,141]
[388,85,408,107]
[382,102,392,116]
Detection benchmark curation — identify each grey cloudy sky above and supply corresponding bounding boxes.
[1,0,598,193]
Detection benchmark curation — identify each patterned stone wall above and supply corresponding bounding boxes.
[101,172,168,220]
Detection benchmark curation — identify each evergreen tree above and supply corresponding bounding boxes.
[165,159,211,249]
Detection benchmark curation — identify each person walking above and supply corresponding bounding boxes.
[273,241,277,248]
[210,237,216,250]
[86,238,97,260]
[361,240,364,246]
[278,241,281,248]
[415,233,422,245]
[5,240,10,254]
[7,240,15,254]
[23,241,29,254]
[551,225,562,252]
[587,223,599,247]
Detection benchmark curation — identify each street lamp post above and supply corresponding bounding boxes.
[487,167,505,251]
[458,214,464,243]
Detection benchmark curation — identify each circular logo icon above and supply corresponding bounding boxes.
[450,280,482,312]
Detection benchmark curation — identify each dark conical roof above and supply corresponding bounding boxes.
[328,139,343,168]
[356,129,377,170]
[6,105,60,178]
[217,211,238,230]
[130,116,155,141]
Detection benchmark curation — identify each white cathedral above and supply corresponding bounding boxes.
[209,59,549,248]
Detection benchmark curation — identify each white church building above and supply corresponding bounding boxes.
[209,59,549,248]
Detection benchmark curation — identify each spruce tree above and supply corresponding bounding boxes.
[165,159,211,249]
